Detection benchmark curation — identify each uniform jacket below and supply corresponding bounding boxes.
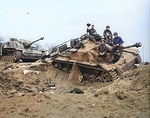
[103,29,112,36]
[87,28,97,35]
[113,36,124,44]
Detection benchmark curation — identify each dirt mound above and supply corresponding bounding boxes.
[127,65,150,91]
[0,62,149,118]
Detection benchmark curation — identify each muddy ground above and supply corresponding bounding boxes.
[0,61,149,118]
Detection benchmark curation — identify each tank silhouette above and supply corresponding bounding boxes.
[0,37,44,62]
[43,35,142,84]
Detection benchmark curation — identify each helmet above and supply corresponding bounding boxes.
[114,32,118,35]
[106,25,110,28]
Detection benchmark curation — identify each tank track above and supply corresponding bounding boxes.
[53,61,119,83]
[0,51,21,62]
[76,63,119,82]
[0,56,16,62]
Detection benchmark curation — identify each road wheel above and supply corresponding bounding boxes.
[101,72,112,83]
[83,73,89,81]
[62,67,69,73]
[96,76,103,82]
[58,63,63,70]
[89,74,96,82]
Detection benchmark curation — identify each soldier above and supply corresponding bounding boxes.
[98,39,107,56]
[87,24,101,42]
[103,25,112,45]
[111,32,124,55]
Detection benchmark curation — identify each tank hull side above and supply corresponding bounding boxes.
[121,58,136,71]
[111,51,138,72]
[52,57,119,82]
[21,54,42,62]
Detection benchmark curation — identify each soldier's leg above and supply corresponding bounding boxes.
[110,46,117,54]
[105,39,109,44]
[95,34,101,41]
[89,35,96,43]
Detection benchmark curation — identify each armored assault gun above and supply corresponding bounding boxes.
[0,37,44,62]
[42,35,142,84]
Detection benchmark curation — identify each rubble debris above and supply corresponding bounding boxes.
[68,88,84,94]
[44,87,56,91]
[23,69,39,75]
[36,85,45,92]
[41,58,52,63]
[2,65,13,71]
[17,65,27,68]
[133,64,140,68]
[94,89,109,97]
[17,62,32,68]
[59,89,64,94]
[0,84,4,88]
[49,87,56,90]
[10,89,17,94]
[7,94,13,98]
[11,81,23,87]
[24,87,33,92]
[48,78,55,87]
[30,64,48,71]
[50,91,54,94]
[16,92,25,97]
[115,91,127,100]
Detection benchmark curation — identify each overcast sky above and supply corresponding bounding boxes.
[0,0,149,62]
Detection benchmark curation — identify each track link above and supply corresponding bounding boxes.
[53,61,119,83]
[76,63,119,82]
[0,51,21,62]
[0,56,15,62]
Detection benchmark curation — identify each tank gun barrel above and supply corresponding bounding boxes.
[123,42,142,49]
[30,37,44,46]
[23,37,44,49]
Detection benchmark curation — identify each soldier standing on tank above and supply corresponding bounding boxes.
[111,32,124,55]
[103,25,112,45]
[87,24,101,42]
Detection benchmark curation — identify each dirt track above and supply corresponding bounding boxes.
[0,61,150,118]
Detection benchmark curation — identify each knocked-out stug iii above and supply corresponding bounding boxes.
[43,35,142,85]
[0,37,44,62]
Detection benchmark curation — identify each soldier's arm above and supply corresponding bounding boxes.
[119,37,124,44]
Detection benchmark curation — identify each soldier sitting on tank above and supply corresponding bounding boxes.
[110,32,124,56]
[98,39,107,56]
[103,25,112,45]
[87,24,101,42]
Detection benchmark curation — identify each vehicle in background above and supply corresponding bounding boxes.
[0,37,44,62]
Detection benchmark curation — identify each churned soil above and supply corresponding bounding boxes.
[0,61,149,118]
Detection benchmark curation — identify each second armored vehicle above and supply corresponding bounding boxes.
[0,37,44,62]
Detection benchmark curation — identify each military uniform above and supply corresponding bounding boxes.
[103,29,112,45]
